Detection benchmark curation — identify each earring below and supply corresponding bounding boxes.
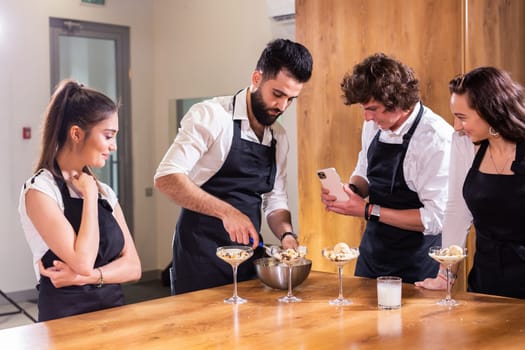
[489,126,500,137]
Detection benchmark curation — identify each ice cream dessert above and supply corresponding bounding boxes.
[216,247,253,265]
[429,245,467,265]
[323,242,359,262]
[447,245,464,256]
[273,247,307,264]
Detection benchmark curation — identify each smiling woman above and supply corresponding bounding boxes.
[416,67,525,300]
[18,80,142,322]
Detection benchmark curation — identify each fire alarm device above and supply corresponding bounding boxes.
[22,127,31,139]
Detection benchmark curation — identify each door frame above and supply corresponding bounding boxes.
[49,17,133,230]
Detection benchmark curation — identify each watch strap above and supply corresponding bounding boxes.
[280,231,298,241]
[369,204,380,222]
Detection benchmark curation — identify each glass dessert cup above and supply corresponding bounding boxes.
[272,246,307,303]
[216,246,254,304]
[428,246,468,307]
[322,246,359,306]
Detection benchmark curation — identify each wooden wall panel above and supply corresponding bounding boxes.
[295,0,462,274]
[467,0,525,84]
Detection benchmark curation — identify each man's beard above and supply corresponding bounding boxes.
[250,89,282,126]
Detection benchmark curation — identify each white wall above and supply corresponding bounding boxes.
[1,0,300,293]
[152,0,273,267]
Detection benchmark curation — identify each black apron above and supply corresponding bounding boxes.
[38,172,125,321]
[464,140,525,299]
[171,93,276,294]
[355,103,441,283]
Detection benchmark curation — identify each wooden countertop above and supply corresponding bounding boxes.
[1,271,524,349]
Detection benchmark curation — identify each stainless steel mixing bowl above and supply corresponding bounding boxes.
[253,257,312,290]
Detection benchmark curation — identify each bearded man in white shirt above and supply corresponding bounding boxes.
[155,39,313,294]
[321,53,453,283]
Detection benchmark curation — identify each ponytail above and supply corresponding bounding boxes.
[35,79,119,180]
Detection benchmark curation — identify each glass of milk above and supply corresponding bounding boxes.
[377,276,402,310]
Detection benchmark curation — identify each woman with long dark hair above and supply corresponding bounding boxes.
[416,67,525,299]
[19,80,141,321]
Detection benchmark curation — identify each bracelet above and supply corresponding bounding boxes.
[96,267,104,288]
[364,203,370,220]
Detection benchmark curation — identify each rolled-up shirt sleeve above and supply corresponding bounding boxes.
[408,139,451,235]
[154,102,229,185]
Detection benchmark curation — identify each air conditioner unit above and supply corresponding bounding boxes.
[266,0,295,21]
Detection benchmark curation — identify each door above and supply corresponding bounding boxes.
[49,17,133,229]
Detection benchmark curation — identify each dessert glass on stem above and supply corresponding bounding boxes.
[216,246,254,304]
[322,246,359,305]
[428,246,468,307]
[273,246,307,303]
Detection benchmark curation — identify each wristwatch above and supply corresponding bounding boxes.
[369,204,381,222]
[280,231,298,242]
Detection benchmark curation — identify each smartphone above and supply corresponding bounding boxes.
[317,167,348,201]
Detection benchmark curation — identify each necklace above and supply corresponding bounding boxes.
[488,145,513,174]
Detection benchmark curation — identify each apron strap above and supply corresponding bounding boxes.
[472,140,489,170]
[231,89,277,186]
[511,142,525,174]
[389,102,425,193]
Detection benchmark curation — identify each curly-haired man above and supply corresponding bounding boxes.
[321,53,453,283]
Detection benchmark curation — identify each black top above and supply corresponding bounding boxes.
[463,140,525,299]
[37,170,125,321]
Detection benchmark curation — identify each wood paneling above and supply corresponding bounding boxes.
[295,0,462,274]
[467,0,525,84]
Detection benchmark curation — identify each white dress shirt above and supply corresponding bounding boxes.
[352,103,454,235]
[154,88,290,216]
[441,132,476,247]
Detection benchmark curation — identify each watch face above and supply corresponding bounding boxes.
[371,205,380,217]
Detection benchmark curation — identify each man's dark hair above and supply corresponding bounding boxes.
[341,53,420,111]
[255,38,313,83]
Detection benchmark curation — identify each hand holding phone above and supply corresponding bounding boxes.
[317,167,349,201]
